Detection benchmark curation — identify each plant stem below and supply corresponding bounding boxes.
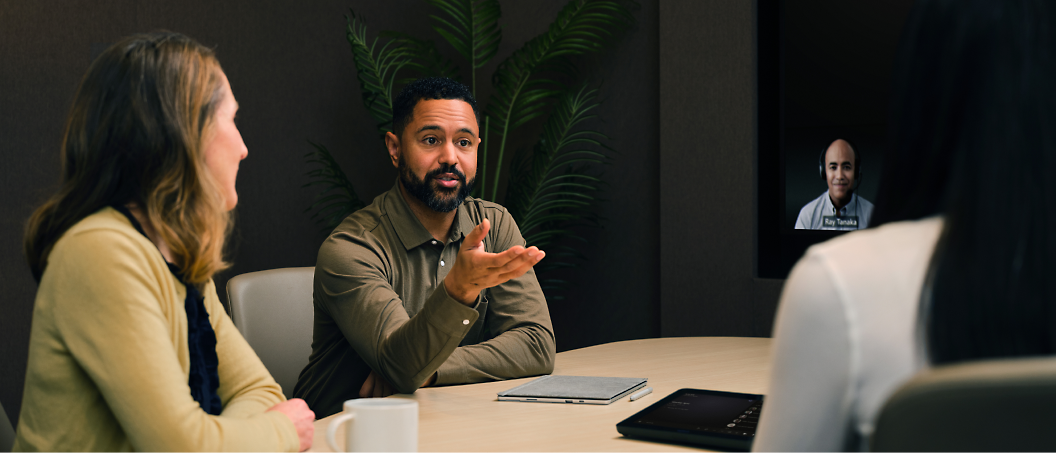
[480,115,488,199]
[491,75,529,201]
[470,1,477,97]
[490,124,507,202]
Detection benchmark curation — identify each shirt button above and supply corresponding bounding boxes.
[462,319,470,325]
[431,240,437,245]
[440,260,445,267]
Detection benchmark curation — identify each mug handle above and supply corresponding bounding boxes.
[326,413,356,452]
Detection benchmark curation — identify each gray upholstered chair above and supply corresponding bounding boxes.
[226,267,315,399]
[0,400,14,452]
[872,356,1056,451]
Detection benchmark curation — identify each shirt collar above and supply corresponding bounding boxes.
[825,191,858,215]
[383,181,477,250]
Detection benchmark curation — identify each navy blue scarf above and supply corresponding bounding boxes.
[113,205,222,415]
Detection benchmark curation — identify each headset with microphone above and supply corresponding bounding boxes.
[817,140,863,228]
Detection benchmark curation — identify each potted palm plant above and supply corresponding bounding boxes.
[305,0,636,294]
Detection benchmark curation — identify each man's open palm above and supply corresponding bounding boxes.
[443,218,544,305]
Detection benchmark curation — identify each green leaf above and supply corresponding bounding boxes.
[482,0,634,201]
[345,11,436,137]
[380,31,461,81]
[425,0,502,95]
[506,85,613,252]
[302,141,366,231]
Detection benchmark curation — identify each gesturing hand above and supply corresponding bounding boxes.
[443,218,545,305]
[267,398,315,451]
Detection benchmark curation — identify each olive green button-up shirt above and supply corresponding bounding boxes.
[293,183,556,417]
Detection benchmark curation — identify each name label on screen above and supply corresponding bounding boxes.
[822,216,858,229]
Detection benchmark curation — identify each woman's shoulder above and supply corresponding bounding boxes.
[47,207,162,272]
[807,216,944,264]
[58,206,145,240]
[795,217,944,316]
[35,207,181,324]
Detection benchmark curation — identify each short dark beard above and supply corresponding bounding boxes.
[398,158,475,213]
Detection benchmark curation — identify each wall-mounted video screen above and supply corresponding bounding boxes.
[758,0,915,278]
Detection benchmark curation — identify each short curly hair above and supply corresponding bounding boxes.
[391,77,480,139]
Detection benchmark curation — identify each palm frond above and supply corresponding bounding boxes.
[345,11,420,136]
[506,85,611,251]
[303,141,366,231]
[483,0,634,201]
[425,0,502,95]
[380,31,461,81]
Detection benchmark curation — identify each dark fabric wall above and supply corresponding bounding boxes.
[0,0,668,425]
[658,1,785,337]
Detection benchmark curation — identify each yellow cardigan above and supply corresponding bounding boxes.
[13,208,299,451]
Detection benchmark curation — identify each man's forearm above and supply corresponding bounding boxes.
[433,324,556,386]
[369,289,481,393]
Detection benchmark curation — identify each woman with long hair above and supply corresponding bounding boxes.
[754,0,1056,450]
[13,32,314,451]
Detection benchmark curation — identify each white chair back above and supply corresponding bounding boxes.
[226,267,315,399]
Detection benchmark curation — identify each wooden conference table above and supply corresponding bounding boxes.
[310,337,772,452]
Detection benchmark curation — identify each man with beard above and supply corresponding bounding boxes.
[293,77,555,417]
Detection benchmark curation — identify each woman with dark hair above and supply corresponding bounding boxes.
[754,0,1056,450]
[13,32,314,451]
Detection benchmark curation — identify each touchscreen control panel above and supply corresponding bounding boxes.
[617,388,766,451]
[635,392,762,436]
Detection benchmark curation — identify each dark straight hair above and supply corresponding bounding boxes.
[872,0,1056,364]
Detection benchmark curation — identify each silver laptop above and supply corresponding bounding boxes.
[497,375,648,405]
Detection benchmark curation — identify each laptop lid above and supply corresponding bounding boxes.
[497,375,648,405]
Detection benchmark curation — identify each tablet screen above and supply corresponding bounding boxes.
[617,388,764,450]
[635,390,761,436]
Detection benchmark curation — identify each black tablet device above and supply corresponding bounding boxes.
[616,388,764,451]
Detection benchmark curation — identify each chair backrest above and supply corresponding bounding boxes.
[226,267,315,399]
[0,399,14,452]
[872,356,1056,451]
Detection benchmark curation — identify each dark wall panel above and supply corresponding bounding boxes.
[658,0,783,337]
[544,0,662,351]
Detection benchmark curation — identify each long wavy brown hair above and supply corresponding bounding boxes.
[25,32,231,286]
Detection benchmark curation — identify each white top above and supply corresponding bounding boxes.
[754,217,944,452]
[795,191,875,230]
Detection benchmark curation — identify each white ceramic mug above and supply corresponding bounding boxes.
[326,398,418,452]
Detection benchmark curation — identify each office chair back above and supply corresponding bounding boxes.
[872,356,1056,451]
[0,399,14,452]
[227,267,315,399]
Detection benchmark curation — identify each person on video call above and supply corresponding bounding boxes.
[756,0,1056,450]
[293,77,555,418]
[794,139,874,230]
